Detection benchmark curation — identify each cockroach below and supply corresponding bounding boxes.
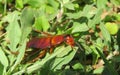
[26,34,75,62]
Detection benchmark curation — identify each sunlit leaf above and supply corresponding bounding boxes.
[20,7,34,43]
[6,11,21,51]
[81,5,94,18]
[34,15,50,31]
[97,0,107,9]
[26,0,46,8]
[72,22,89,33]
[66,11,82,19]
[10,40,26,72]
[99,23,111,43]
[110,0,120,6]
[64,2,74,10]
[15,0,23,9]
[0,47,8,68]
[88,9,103,28]
[93,66,104,74]
[51,47,77,70]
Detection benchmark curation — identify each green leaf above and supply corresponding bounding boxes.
[34,15,50,31]
[97,0,107,9]
[15,0,23,9]
[93,66,104,74]
[88,9,103,28]
[99,23,111,43]
[72,22,89,33]
[47,0,59,9]
[13,46,77,74]
[66,11,82,19]
[112,55,120,63]
[62,0,70,3]
[33,17,42,31]
[51,47,77,71]
[96,46,118,75]
[110,0,120,6]
[45,5,55,14]
[64,2,74,10]
[0,3,4,14]
[6,11,21,51]
[20,7,34,43]
[10,40,26,72]
[81,5,94,18]
[26,0,45,8]
[56,46,72,57]
[72,62,84,70]
[0,47,8,68]
[0,62,4,75]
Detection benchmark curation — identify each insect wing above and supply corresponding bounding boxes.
[27,37,51,49]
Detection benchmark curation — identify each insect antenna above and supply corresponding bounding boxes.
[74,41,85,53]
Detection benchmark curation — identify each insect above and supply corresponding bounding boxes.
[26,33,75,62]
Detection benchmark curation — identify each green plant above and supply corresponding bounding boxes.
[0,0,120,75]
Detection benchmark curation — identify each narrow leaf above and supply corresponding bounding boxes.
[10,40,26,72]
[99,23,111,43]
[0,47,8,68]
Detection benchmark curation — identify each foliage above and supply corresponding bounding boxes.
[0,0,120,75]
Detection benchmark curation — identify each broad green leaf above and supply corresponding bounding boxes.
[56,46,72,57]
[26,0,46,8]
[64,2,74,10]
[34,15,50,31]
[15,0,23,9]
[0,47,8,68]
[81,5,94,18]
[6,11,21,51]
[88,9,103,28]
[47,0,59,9]
[62,0,69,3]
[72,62,84,70]
[33,17,42,31]
[97,0,107,9]
[45,5,55,14]
[93,66,104,74]
[10,40,26,72]
[72,22,89,33]
[20,7,34,43]
[99,23,111,43]
[66,11,82,19]
[51,47,77,70]
[13,46,77,74]
[110,0,120,6]
[2,11,20,23]
[113,13,120,21]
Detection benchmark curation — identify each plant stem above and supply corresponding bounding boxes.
[3,0,7,15]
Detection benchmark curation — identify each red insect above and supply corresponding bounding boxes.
[26,34,74,62]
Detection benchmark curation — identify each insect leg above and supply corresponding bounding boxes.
[32,28,53,36]
[32,49,47,62]
[49,47,53,54]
